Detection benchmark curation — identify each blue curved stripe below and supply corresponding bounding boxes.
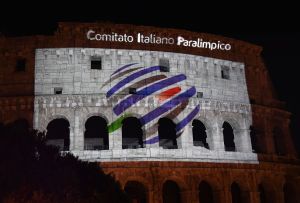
[106,66,161,98]
[144,136,159,144]
[113,74,186,115]
[175,105,200,132]
[111,63,138,76]
[144,105,200,144]
[139,86,196,126]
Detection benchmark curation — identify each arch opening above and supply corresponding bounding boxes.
[192,119,209,149]
[84,116,109,150]
[122,117,144,149]
[223,122,236,152]
[231,182,242,203]
[46,118,70,151]
[158,118,177,149]
[163,180,181,203]
[199,181,214,203]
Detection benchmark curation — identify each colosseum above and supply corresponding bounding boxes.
[0,22,299,203]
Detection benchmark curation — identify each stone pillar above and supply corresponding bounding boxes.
[190,188,199,203]
[111,130,122,150]
[181,123,194,150]
[148,190,154,203]
[235,129,252,153]
[249,191,260,203]
[73,107,83,150]
[209,125,225,151]
[181,190,193,203]
[33,98,39,129]
[223,188,232,203]
[214,189,226,203]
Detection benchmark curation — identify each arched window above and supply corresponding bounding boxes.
[124,181,147,203]
[223,122,236,151]
[122,117,143,149]
[231,182,242,203]
[84,116,109,150]
[273,127,285,155]
[199,181,214,203]
[46,118,70,151]
[250,126,258,153]
[158,118,177,149]
[192,120,209,149]
[163,180,181,203]
[258,184,266,203]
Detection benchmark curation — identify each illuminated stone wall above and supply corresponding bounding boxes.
[34,48,256,163]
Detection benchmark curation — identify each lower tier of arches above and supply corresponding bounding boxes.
[99,161,300,203]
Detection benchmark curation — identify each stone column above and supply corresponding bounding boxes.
[181,123,194,150]
[73,107,83,150]
[249,191,260,203]
[190,188,199,203]
[33,98,39,130]
[181,190,193,203]
[209,125,225,151]
[235,129,252,153]
[147,190,154,203]
[222,188,232,203]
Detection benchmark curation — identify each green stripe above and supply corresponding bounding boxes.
[108,114,131,133]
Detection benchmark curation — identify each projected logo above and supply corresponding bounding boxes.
[103,63,200,144]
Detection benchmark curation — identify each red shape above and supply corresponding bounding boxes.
[157,86,181,102]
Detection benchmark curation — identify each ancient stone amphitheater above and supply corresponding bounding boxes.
[0,22,299,203]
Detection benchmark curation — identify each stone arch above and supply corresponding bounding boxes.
[222,121,236,152]
[122,116,144,149]
[158,117,178,149]
[220,115,241,130]
[231,182,242,203]
[229,179,251,203]
[162,180,182,203]
[198,180,214,203]
[161,176,188,193]
[123,112,147,139]
[46,117,70,151]
[197,175,224,203]
[250,125,261,153]
[194,114,216,149]
[44,114,72,132]
[257,180,276,203]
[83,112,110,126]
[192,119,209,149]
[122,175,151,191]
[84,116,109,150]
[195,113,215,131]
[198,176,223,193]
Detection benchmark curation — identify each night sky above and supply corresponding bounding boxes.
[1,4,299,153]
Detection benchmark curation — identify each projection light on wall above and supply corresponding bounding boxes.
[102,63,200,144]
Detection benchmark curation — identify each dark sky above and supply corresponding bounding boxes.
[1,4,299,153]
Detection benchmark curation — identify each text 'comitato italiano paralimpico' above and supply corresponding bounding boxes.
[86,30,231,51]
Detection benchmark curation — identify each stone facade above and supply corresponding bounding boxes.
[34,48,255,163]
[0,22,299,203]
